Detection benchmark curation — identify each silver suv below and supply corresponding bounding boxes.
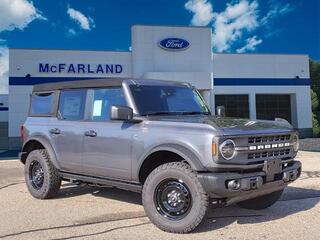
[20,78,301,233]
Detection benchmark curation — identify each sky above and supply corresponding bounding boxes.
[0,0,319,93]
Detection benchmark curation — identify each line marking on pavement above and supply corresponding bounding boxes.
[0,182,24,190]
[0,215,149,239]
[51,222,150,240]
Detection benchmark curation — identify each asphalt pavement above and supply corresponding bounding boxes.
[0,151,319,240]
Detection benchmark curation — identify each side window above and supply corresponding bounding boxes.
[88,88,127,121]
[30,92,55,116]
[58,89,87,120]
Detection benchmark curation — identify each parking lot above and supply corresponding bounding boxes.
[0,151,319,240]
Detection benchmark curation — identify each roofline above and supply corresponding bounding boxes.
[213,52,309,57]
[132,24,211,30]
[9,48,131,53]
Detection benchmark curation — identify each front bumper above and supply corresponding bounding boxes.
[197,160,301,205]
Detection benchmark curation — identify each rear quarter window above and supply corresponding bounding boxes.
[30,92,56,116]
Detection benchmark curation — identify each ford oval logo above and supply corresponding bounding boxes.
[159,38,190,51]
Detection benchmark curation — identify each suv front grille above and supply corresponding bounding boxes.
[246,134,293,161]
[248,149,291,160]
[248,135,290,144]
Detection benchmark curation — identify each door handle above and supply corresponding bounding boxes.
[49,128,61,135]
[84,130,97,137]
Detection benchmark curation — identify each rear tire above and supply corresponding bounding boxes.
[25,149,61,199]
[237,190,283,210]
[142,162,208,233]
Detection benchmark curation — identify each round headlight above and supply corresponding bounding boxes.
[220,139,236,160]
[293,133,299,151]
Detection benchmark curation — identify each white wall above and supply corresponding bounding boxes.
[8,86,32,136]
[132,25,213,89]
[144,72,212,90]
[213,53,309,79]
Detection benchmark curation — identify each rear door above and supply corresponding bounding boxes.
[81,87,134,180]
[48,89,87,173]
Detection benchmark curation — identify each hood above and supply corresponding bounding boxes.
[146,115,294,135]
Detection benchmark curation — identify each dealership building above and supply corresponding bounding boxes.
[0,25,312,149]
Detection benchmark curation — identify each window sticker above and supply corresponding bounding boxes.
[93,100,103,117]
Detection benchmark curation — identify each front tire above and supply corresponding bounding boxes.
[25,149,61,199]
[142,162,208,233]
[237,190,283,210]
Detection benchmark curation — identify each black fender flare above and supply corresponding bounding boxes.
[21,136,61,169]
[136,143,206,178]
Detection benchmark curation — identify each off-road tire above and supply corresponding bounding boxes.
[142,162,208,233]
[237,190,283,210]
[25,149,61,199]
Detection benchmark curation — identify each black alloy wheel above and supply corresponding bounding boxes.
[29,160,44,190]
[154,179,192,220]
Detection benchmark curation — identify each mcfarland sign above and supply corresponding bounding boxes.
[39,63,123,74]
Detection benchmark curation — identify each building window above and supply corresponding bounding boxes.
[256,94,291,123]
[215,95,249,118]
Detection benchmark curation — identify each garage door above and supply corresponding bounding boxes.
[256,94,291,123]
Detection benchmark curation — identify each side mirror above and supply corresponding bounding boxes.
[110,105,133,121]
[216,106,226,117]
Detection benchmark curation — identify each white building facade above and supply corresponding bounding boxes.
[7,25,312,149]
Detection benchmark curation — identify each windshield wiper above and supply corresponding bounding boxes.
[141,111,177,116]
[180,111,210,115]
[142,111,210,116]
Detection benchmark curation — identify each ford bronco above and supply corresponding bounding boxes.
[20,78,301,233]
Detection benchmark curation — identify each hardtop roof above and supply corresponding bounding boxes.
[32,78,189,92]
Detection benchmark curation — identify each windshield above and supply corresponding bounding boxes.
[129,84,210,116]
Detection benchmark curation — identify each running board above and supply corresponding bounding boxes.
[59,171,142,193]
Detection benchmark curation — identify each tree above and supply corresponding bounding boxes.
[309,59,320,137]
[310,59,320,96]
[312,113,320,137]
[310,59,320,137]
[311,88,319,111]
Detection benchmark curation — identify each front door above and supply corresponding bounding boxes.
[48,89,87,173]
[81,87,133,180]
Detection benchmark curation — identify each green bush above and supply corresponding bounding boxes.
[311,89,319,111]
[312,113,320,137]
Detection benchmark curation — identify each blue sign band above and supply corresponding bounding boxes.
[214,78,310,86]
[9,77,311,86]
